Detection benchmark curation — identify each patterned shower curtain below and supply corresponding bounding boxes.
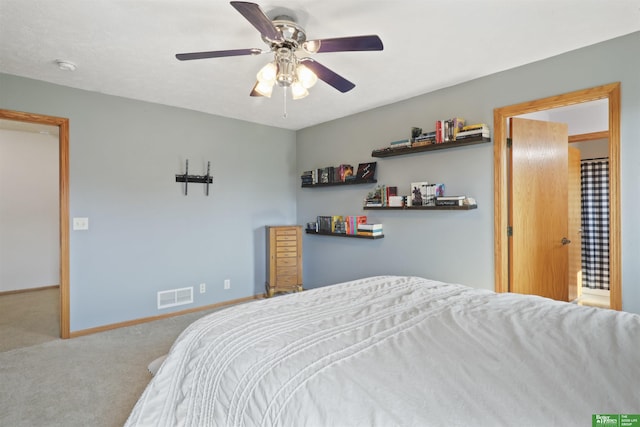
[580,159,609,290]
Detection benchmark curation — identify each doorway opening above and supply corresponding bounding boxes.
[493,83,621,311]
[0,109,70,338]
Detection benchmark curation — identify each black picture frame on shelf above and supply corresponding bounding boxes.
[355,162,377,180]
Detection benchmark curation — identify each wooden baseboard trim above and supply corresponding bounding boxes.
[0,285,60,296]
[68,294,264,339]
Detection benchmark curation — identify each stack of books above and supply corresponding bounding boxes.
[357,223,383,237]
[389,138,411,149]
[455,123,490,141]
[412,130,437,146]
[301,170,316,185]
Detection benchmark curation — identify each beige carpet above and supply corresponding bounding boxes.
[0,287,60,352]
[0,290,224,427]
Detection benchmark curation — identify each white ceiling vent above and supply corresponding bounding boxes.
[157,287,194,309]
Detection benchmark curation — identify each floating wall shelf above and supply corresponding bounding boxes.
[371,137,490,158]
[305,230,384,239]
[302,178,377,188]
[364,205,477,211]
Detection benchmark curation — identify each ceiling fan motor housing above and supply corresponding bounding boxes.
[275,47,296,87]
[262,16,306,47]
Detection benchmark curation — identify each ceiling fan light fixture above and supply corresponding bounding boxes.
[291,81,309,100]
[296,64,317,89]
[256,62,277,84]
[254,80,274,97]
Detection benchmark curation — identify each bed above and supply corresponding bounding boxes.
[125,276,640,426]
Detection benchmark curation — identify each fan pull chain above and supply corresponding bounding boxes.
[283,86,288,118]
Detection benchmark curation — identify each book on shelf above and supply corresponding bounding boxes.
[386,186,398,205]
[435,199,464,206]
[358,223,383,231]
[356,162,377,180]
[435,117,466,143]
[357,230,383,237]
[320,168,330,183]
[389,138,412,148]
[436,195,466,200]
[410,181,429,206]
[345,215,367,235]
[331,215,345,233]
[388,195,404,207]
[339,164,354,182]
[301,170,316,185]
[316,216,333,233]
[455,132,490,141]
[462,123,488,131]
[435,195,476,207]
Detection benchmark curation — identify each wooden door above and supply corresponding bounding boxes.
[509,118,569,301]
[567,147,582,301]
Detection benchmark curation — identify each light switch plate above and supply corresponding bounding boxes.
[73,217,89,230]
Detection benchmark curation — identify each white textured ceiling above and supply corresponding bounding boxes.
[1,0,639,130]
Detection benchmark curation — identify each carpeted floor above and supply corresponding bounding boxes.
[0,287,60,352]
[0,288,223,427]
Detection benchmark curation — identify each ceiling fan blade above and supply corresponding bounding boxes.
[176,48,262,61]
[230,1,282,42]
[303,35,383,54]
[300,59,355,93]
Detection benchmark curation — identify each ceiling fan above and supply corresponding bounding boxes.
[176,1,383,101]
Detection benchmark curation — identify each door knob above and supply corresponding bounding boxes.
[561,237,571,245]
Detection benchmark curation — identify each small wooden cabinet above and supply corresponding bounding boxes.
[266,225,303,297]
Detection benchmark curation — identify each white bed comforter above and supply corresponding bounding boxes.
[125,276,640,427]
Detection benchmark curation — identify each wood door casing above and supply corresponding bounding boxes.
[494,82,621,311]
[509,118,569,301]
[567,146,582,302]
[0,109,70,338]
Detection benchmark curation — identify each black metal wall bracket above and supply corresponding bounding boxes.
[175,159,213,196]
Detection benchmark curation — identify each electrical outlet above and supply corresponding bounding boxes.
[72,217,89,230]
[199,283,206,293]
[224,279,231,290]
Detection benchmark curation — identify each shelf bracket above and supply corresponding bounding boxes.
[175,159,213,196]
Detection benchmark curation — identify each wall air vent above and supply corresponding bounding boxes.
[157,287,194,309]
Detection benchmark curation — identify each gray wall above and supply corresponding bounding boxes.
[0,74,297,331]
[0,129,59,291]
[1,31,638,333]
[296,32,640,314]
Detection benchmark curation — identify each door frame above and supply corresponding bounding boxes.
[0,109,70,337]
[493,82,621,310]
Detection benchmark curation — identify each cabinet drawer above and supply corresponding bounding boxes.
[276,240,297,247]
[276,275,298,286]
[276,235,297,242]
[276,257,297,267]
[277,267,298,276]
[277,250,297,258]
[276,228,298,236]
